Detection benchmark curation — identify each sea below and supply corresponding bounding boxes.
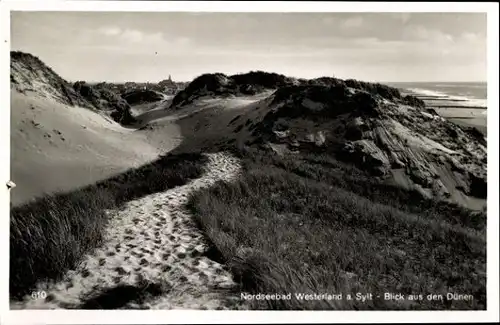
[387,82,487,112]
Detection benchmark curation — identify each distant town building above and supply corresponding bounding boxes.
[158,75,179,94]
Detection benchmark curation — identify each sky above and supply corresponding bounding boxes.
[11,12,487,83]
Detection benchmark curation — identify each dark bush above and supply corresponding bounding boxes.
[270,84,377,120]
[171,73,236,107]
[403,95,426,108]
[122,90,164,105]
[73,81,135,124]
[344,79,402,101]
[230,71,293,89]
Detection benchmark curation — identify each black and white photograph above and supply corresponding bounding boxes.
[1,1,498,323]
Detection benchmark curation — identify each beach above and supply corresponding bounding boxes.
[392,82,487,136]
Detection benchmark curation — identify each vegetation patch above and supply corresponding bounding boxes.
[187,146,486,310]
[10,153,208,300]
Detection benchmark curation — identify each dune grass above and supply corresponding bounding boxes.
[187,146,486,310]
[10,152,208,300]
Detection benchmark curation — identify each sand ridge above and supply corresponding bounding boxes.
[11,152,246,310]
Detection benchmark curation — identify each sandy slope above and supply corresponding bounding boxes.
[11,152,246,310]
[172,93,274,147]
[10,90,181,206]
[188,90,486,210]
[131,93,272,154]
[129,95,174,116]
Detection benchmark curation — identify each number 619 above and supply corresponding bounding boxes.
[31,291,47,300]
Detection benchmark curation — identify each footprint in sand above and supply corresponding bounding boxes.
[11,152,246,310]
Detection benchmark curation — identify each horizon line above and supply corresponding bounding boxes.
[73,78,488,85]
[11,50,487,86]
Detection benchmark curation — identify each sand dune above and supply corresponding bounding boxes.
[10,90,181,206]
[10,79,267,207]
[9,59,487,311]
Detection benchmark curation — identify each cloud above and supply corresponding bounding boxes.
[461,32,481,42]
[350,37,381,46]
[341,17,363,29]
[440,49,451,56]
[124,29,164,43]
[121,29,144,42]
[322,16,337,26]
[392,13,411,24]
[174,36,192,46]
[88,26,197,56]
[405,25,454,43]
[97,26,164,44]
[99,26,121,36]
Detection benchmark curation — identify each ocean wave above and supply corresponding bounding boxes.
[407,88,487,108]
[407,88,449,98]
[434,83,486,89]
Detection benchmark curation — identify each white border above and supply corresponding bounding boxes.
[0,1,498,12]
[0,1,498,324]
[486,2,500,322]
[1,1,12,324]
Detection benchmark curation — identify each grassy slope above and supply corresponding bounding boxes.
[10,153,208,300]
[187,146,486,310]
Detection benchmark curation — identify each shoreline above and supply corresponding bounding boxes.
[399,88,487,135]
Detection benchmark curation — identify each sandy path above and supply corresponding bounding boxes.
[11,152,246,310]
